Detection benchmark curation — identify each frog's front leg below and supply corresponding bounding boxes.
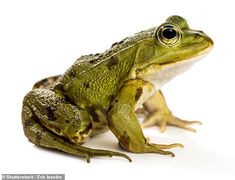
[107,79,183,157]
[22,89,131,162]
[142,91,202,132]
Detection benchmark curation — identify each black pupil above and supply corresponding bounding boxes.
[162,27,177,39]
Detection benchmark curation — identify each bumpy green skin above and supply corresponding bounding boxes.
[22,15,213,162]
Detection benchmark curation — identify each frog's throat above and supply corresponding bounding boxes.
[137,53,208,91]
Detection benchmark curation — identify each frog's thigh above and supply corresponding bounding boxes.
[23,89,92,144]
[22,107,90,160]
[107,80,182,156]
[22,89,131,162]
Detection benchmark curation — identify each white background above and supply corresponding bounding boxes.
[0,0,235,179]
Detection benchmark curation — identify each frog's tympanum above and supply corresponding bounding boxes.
[22,16,213,162]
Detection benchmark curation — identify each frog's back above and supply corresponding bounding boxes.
[55,27,156,111]
[54,52,131,112]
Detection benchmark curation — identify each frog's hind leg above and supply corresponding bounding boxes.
[33,75,60,89]
[142,91,202,133]
[22,89,131,162]
[22,116,131,162]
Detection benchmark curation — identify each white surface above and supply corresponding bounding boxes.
[0,0,235,179]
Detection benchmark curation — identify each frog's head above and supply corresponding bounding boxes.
[132,15,213,90]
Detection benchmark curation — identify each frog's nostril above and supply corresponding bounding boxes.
[194,33,201,38]
[198,30,205,34]
[194,30,205,38]
[194,30,207,38]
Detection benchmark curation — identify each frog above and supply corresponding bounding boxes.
[22,15,213,162]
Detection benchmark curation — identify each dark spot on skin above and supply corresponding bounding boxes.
[119,40,124,44]
[108,104,114,111]
[83,82,90,88]
[111,42,118,47]
[107,99,118,112]
[87,122,92,129]
[53,83,63,92]
[65,120,70,124]
[107,57,118,70]
[112,40,124,48]
[46,106,57,121]
[119,131,131,149]
[72,136,79,142]
[79,123,92,135]
[68,69,76,78]
[108,95,115,102]
[35,131,42,145]
[24,118,34,128]
[90,59,96,64]
[87,106,100,122]
[63,95,74,105]
[135,88,143,101]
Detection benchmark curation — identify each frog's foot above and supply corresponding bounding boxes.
[46,129,132,163]
[142,111,202,133]
[142,91,201,133]
[142,142,184,157]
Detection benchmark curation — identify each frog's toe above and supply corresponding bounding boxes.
[84,149,132,163]
[65,141,132,162]
[142,111,202,133]
[169,117,202,132]
[85,151,132,163]
[152,143,184,149]
[140,142,184,157]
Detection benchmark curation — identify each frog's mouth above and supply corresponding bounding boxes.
[136,48,211,90]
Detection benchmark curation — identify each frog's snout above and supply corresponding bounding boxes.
[195,30,214,48]
[204,34,214,53]
[207,35,214,47]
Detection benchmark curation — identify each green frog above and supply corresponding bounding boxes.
[22,15,213,162]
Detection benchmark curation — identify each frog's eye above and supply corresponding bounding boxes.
[156,24,181,46]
